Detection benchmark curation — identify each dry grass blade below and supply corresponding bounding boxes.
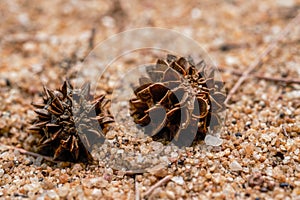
[143,175,173,198]
[219,67,300,84]
[0,144,58,163]
[89,28,96,50]
[135,177,140,200]
[224,12,300,105]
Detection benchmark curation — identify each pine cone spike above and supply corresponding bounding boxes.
[129,54,226,147]
[28,81,114,163]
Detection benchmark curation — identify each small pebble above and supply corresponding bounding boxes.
[46,189,59,199]
[205,135,223,146]
[0,169,4,178]
[171,176,184,185]
[229,160,243,171]
[166,190,176,200]
[59,174,69,184]
[71,164,83,174]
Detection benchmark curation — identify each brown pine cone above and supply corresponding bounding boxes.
[129,54,226,146]
[28,81,114,163]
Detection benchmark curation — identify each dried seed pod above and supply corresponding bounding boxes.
[28,81,114,163]
[129,54,226,146]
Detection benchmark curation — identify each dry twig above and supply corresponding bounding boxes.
[281,124,289,137]
[0,144,58,163]
[219,67,300,84]
[135,177,140,200]
[114,168,146,176]
[224,12,300,105]
[89,28,96,50]
[143,175,173,198]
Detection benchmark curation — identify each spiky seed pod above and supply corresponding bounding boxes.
[129,54,226,146]
[28,81,114,163]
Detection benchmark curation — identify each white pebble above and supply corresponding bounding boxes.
[253,153,261,160]
[285,90,300,99]
[225,56,239,65]
[170,152,178,158]
[261,134,272,142]
[0,169,4,177]
[205,135,223,146]
[171,176,184,185]
[166,190,176,199]
[265,167,273,176]
[58,184,70,197]
[46,190,59,199]
[229,160,243,171]
[102,16,116,28]
[117,149,124,154]
[91,188,102,196]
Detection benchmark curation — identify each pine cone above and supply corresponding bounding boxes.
[28,81,114,163]
[129,54,226,146]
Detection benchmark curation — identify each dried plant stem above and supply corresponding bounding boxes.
[252,75,300,84]
[143,175,173,197]
[0,144,58,163]
[224,12,300,105]
[114,168,146,176]
[135,177,140,200]
[89,28,96,50]
[281,124,288,137]
[219,67,300,84]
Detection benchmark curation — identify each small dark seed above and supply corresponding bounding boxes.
[274,152,284,160]
[5,79,11,87]
[235,132,242,137]
[41,170,48,176]
[279,182,291,188]
[244,121,251,130]
[14,193,28,198]
[177,159,185,165]
[219,44,231,51]
[122,138,129,144]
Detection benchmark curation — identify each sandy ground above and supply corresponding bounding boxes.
[0,0,300,199]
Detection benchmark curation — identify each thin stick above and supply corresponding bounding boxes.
[143,175,173,197]
[113,168,146,176]
[135,177,140,200]
[224,12,300,105]
[281,125,288,137]
[89,28,96,50]
[219,67,300,84]
[0,144,58,163]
